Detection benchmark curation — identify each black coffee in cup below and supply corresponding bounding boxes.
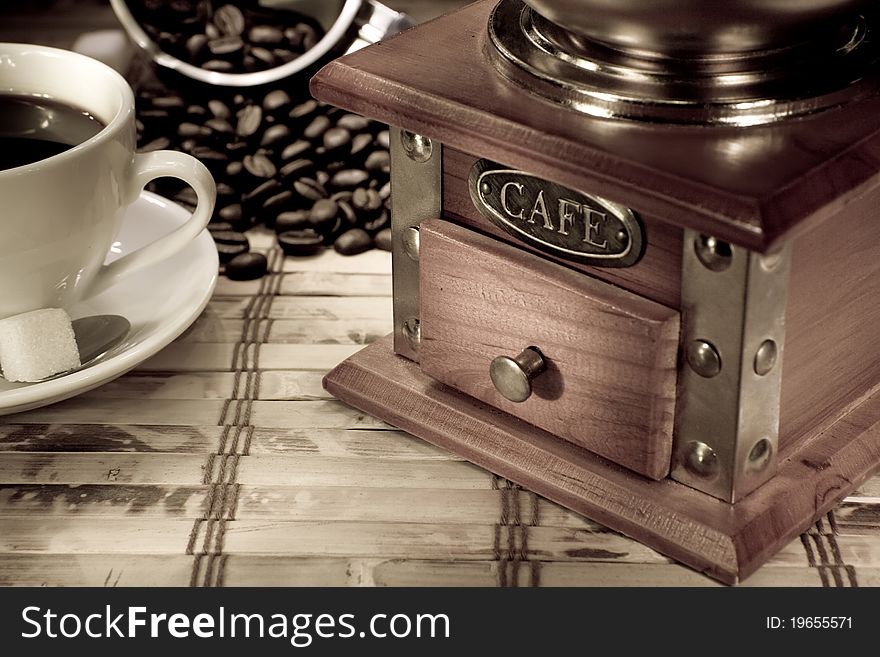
[0,95,104,171]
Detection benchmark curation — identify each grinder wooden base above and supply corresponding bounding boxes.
[324,335,880,584]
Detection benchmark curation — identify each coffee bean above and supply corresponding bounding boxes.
[278,230,324,256]
[250,46,275,68]
[309,199,339,232]
[133,4,392,262]
[337,114,370,132]
[219,204,243,223]
[330,169,369,190]
[334,228,372,255]
[352,188,383,214]
[225,141,249,155]
[299,24,319,50]
[294,178,327,203]
[283,26,302,48]
[304,115,331,141]
[263,190,294,214]
[213,4,245,37]
[225,161,244,178]
[208,222,235,232]
[364,210,390,233]
[205,23,221,40]
[365,150,390,173]
[157,31,177,49]
[275,210,311,233]
[152,95,185,110]
[139,108,170,122]
[178,122,210,138]
[274,49,295,63]
[225,252,268,280]
[281,140,311,161]
[187,104,209,119]
[260,124,290,147]
[216,241,249,262]
[337,200,357,226]
[236,105,263,137]
[263,90,291,113]
[289,100,319,122]
[377,130,390,149]
[208,99,231,120]
[211,230,249,247]
[249,25,284,45]
[168,0,195,15]
[208,36,244,56]
[279,158,314,180]
[374,228,392,251]
[243,153,276,178]
[190,146,228,165]
[243,179,282,204]
[205,118,234,136]
[185,33,208,59]
[323,127,351,153]
[202,59,233,72]
[350,133,373,158]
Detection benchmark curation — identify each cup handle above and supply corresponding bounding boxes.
[89,150,216,297]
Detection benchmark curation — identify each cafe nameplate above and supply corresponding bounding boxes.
[468,160,644,267]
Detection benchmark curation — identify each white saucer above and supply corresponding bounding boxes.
[0,192,218,416]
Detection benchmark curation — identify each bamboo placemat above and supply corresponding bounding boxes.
[0,228,877,587]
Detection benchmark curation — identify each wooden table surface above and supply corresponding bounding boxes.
[0,0,878,588]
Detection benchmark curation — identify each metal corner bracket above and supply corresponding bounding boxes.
[672,230,792,503]
[389,127,443,362]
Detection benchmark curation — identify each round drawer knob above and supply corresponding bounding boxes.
[490,347,547,403]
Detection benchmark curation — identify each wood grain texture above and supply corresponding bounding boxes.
[420,220,679,479]
[442,148,683,308]
[324,335,880,583]
[780,186,880,455]
[310,0,880,252]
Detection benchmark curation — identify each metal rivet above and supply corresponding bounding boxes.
[684,441,719,479]
[403,318,421,350]
[754,339,777,376]
[480,182,491,195]
[747,438,773,472]
[401,226,420,262]
[694,234,733,272]
[686,340,721,378]
[400,130,433,163]
[760,249,784,272]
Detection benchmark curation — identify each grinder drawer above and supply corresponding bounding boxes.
[419,219,679,480]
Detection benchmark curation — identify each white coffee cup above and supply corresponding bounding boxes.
[0,42,216,320]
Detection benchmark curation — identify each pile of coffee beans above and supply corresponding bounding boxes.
[129,1,394,281]
[129,0,321,73]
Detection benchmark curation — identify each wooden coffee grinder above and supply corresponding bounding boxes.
[314,0,880,583]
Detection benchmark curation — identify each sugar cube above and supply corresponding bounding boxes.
[0,308,81,382]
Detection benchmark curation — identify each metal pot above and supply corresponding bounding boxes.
[523,0,872,56]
